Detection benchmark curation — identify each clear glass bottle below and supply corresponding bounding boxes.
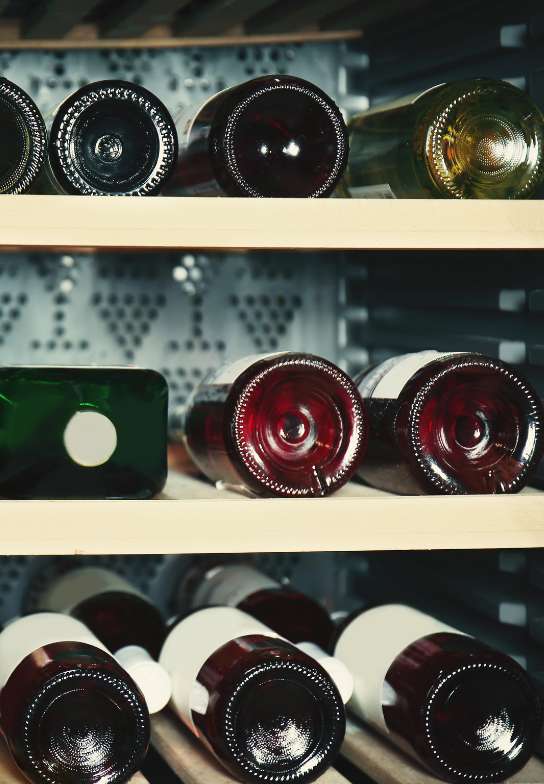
[354,351,543,494]
[168,75,348,197]
[0,77,46,193]
[346,79,544,199]
[0,613,149,784]
[159,606,345,783]
[334,604,542,783]
[46,80,177,195]
[180,352,368,497]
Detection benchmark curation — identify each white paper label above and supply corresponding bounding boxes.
[359,351,460,399]
[334,605,462,735]
[159,607,282,734]
[191,564,279,610]
[39,567,147,615]
[210,352,285,386]
[63,411,117,467]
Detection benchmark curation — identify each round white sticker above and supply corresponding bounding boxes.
[63,411,118,467]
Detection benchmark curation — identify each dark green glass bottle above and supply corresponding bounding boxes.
[0,366,167,499]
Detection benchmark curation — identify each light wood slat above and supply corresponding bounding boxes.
[152,712,350,784]
[246,0,355,36]
[100,0,191,39]
[175,0,278,36]
[342,722,544,784]
[321,0,429,32]
[22,0,102,38]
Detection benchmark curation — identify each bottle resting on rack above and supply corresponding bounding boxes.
[182,560,335,648]
[0,613,149,784]
[334,604,542,783]
[346,78,544,199]
[167,75,349,197]
[180,352,368,497]
[159,606,346,783]
[38,566,172,713]
[45,80,177,195]
[354,351,543,494]
[0,77,46,193]
[0,366,168,499]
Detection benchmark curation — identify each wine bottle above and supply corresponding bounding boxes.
[0,365,168,499]
[0,77,46,193]
[354,351,543,494]
[159,606,346,783]
[167,75,348,197]
[334,604,542,782]
[46,80,177,195]
[180,352,368,497]
[346,79,544,199]
[182,561,335,648]
[0,613,149,784]
[38,566,171,713]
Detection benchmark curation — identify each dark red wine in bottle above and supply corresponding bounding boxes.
[159,606,345,783]
[183,561,335,648]
[46,80,177,195]
[168,75,348,197]
[0,77,46,193]
[39,566,171,713]
[354,351,543,494]
[180,352,368,497]
[0,613,149,784]
[334,604,542,783]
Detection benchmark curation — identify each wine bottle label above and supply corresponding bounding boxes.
[358,83,445,118]
[191,564,279,609]
[0,613,108,689]
[159,606,282,733]
[63,410,118,467]
[358,351,462,399]
[39,567,148,616]
[208,352,286,386]
[335,605,462,734]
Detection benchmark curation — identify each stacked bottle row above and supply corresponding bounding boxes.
[0,73,543,198]
[0,351,540,499]
[2,561,541,784]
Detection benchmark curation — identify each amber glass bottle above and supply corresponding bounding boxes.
[159,606,345,783]
[0,613,149,784]
[0,77,46,192]
[334,604,542,783]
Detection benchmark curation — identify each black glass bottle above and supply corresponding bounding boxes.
[0,77,46,193]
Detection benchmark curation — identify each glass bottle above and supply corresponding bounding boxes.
[180,352,368,497]
[0,77,46,193]
[38,566,171,713]
[159,606,345,783]
[354,351,543,494]
[334,604,542,783]
[346,79,544,199]
[0,366,168,499]
[0,613,149,784]
[45,80,177,195]
[167,75,348,197]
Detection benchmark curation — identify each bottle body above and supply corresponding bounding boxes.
[181,352,367,497]
[334,604,542,782]
[346,79,544,199]
[168,75,348,197]
[354,351,543,494]
[0,613,149,784]
[0,366,167,499]
[159,606,345,783]
[184,561,335,648]
[0,77,46,193]
[44,80,177,195]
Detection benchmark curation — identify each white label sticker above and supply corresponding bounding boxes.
[39,567,146,615]
[63,411,117,467]
[191,564,279,610]
[210,352,286,386]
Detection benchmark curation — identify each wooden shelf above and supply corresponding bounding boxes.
[1,196,543,252]
[0,471,541,555]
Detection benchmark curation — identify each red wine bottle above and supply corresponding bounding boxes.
[0,613,149,784]
[180,352,367,497]
[168,75,348,197]
[159,606,345,783]
[334,604,542,782]
[38,566,171,713]
[354,351,543,493]
[183,561,335,648]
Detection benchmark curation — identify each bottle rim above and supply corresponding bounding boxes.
[210,75,349,197]
[49,80,178,196]
[221,657,345,782]
[405,354,544,493]
[0,77,46,194]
